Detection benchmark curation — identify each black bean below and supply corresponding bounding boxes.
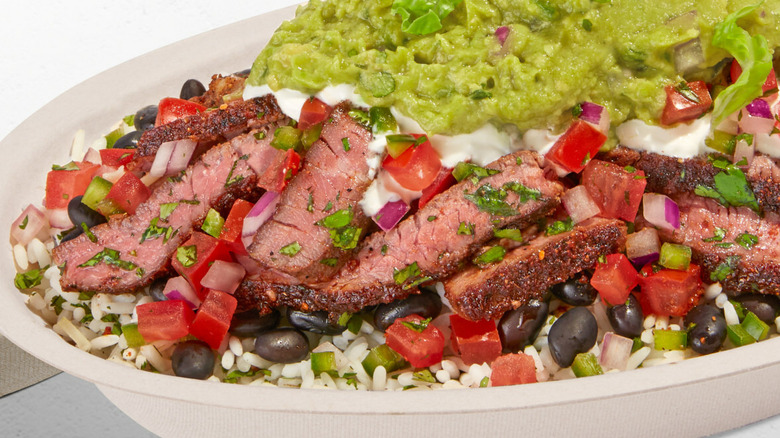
[733,294,780,324]
[550,275,598,306]
[180,79,207,100]
[685,304,727,355]
[58,227,83,243]
[287,309,345,335]
[607,294,644,338]
[498,299,549,352]
[171,340,215,380]
[112,130,142,149]
[548,307,598,368]
[254,328,309,363]
[230,309,280,337]
[148,277,168,302]
[134,105,158,132]
[67,195,106,229]
[373,288,442,331]
[234,68,251,77]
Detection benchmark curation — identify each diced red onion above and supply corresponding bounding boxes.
[83,147,101,164]
[739,98,775,135]
[200,260,246,295]
[373,199,410,231]
[11,204,49,246]
[673,38,704,75]
[733,137,755,165]
[716,111,740,135]
[755,131,780,156]
[47,208,72,229]
[578,102,610,134]
[562,185,600,224]
[626,228,660,266]
[642,193,680,231]
[163,276,201,310]
[241,191,280,249]
[599,332,634,371]
[495,26,510,45]
[149,139,196,177]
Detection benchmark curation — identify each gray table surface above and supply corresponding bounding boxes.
[1,1,779,437]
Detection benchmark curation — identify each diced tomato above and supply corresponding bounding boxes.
[44,162,101,209]
[545,120,607,174]
[104,172,150,215]
[155,97,207,126]
[385,314,445,368]
[590,254,639,306]
[581,159,646,222]
[272,149,301,192]
[382,134,442,191]
[297,97,331,131]
[189,290,238,349]
[219,199,255,254]
[99,148,135,167]
[449,314,502,365]
[660,81,712,126]
[730,60,778,94]
[171,232,233,299]
[638,263,703,317]
[490,353,537,386]
[136,300,195,343]
[418,167,456,209]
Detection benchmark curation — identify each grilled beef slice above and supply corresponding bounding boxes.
[247,104,375,283]
[236,151,564,314]
[655,194,780,294]
[445,218,627,321]
[130,95,285,172]
[601,147,780,214]
[53,124,291,294]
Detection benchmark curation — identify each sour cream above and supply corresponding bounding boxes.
[616,114,715,159]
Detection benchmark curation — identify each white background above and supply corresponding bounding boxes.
[0,1,778,437]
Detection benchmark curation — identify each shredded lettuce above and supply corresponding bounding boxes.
[710,2,773,128]
[391,0,464,35]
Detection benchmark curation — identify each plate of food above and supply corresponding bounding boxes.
[2,1,780,437]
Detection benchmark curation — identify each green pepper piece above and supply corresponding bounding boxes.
[301,123,323,149]
[653,329,688,350]
[741,311,769,341]
[270,126,302,151]
[369,107,397,133]
[361,344,407,375]
[385,134,416,158]
[310,351,338,376]
[121,323,146,348]
[727,323,756,346]
[201,208,224,238]
[658,243,692,271]
[571,353,603,377]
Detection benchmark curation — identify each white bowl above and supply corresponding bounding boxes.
[1,6,780,438]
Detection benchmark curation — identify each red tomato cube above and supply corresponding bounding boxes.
[449,314,502,365]
[490,353,537,386]
[382,135,442,191]
[44,162,100,209]
[581,159,647,222]
[418,167,456,209]
[155,97,207,126]
[660,81,712,126]
[272,149,301,193]
[545,120,607,174]
[136,300,195,343]
[385,314,445,368]
[730,60,778,94]
[104,172,150,215]
[99,148,135,167]
[189,290,238,349]
[590,254,639,306]
[219,199,255,254]
[297,97,331,131]
[171,232,233,299]
[638,263,703,317]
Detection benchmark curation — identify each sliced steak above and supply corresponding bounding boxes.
[654,194,780,294]
[236,151,564,314]
[130,95,285,172]
[190,74,247,108]
[53,123,291,294]
[247,104,375,283]
[600,147,780,214]
[445,218,627,321]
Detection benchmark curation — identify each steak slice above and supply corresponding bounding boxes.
[445,218,627,321]
[654,194,780,294]
[235,151,564,314]
[130,95,285,172]
[600,147,780,214]
[247,104,375,284]
[52,123,290,294]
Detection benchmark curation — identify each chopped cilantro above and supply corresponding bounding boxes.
[392,262,432,290]
[176,245,198,268]
[695,157,760,213]
[470,89,492,100]
[348,109,370,126]
[735,232,758,250]
[320,258,339,267]
[582,19,592,32]
[140,218,174,244]
[224,159,245,187]
[480,376,490,387]
[702,227,727,242]
[503,181,541,203]
[452,162,500,183]
[674,81,701,103]
[427,215,437,222]
[318,208,353,229]
[123,114,135,127]
[51,162,79,171]
[341,137,351,151]
[571,103,583,117]
[624,165,636,173]
[307,193,314,212]
[159,202,179,221]
[401,317,432,333]
[710,255,740,282]
[280,242,302,257]
[14,267,46,290]
[464,184,517,216]
[329,226,361,250]
[18,215,28,230]
[413,369,437,383]
[81,223,97,243]
[50,296,66,315]
[381,245,388,255]
[546,218,574,236]
[323,201,333,212]
[78,248,138,271]
[493,228,523,242]
[253,131,267,140]
[473,245,506,266]
[457,221,474,235]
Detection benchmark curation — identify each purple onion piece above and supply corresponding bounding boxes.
[495,26,510,45]
[165,291,198,310]
[579,102,604,124]
[373,199,410,231]
[630,252,660,268]
[664,197,681,229]
[746,98,773,119]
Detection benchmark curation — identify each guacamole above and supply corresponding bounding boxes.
[249,0,780,136]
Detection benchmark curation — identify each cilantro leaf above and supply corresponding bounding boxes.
[280,241,302,257]
[735,232,758,250]
[393,262,432,290]
[14,267,46,290]
[391,0,464,35]
[702,227,727,242]
[710,255,741,282]
[546,218,574,236]
[464,184,518,216]
[401,317,432,333]
[473,245,506,266]
[493,228,523,242]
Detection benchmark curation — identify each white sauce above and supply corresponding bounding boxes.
[755,132,780,158]
[616,115,715,159]
[360,173,422,217]
[522,129,561,155]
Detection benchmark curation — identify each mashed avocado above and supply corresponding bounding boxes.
[249,0,780,136]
